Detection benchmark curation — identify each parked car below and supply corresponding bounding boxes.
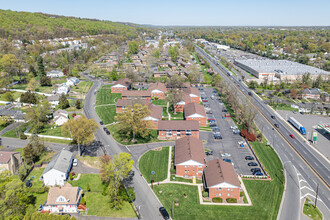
[222,109,228,112]
[274,124,279,128]
[204,104,210,108]
[73,159,78,166]
[99,121,104,125]
[223,159,231,163]
[251,168,261,173]
[253,171,263,176]
[221,153,231,157]
[205,151,213,156]
[210,123,217,128]
[159,207,170,220]
[202,99,208,103]
[212,127,220,132]
[105,130,110,135]
[271,115,275,119]
[290,134,295,138]
[245,156,254,160]
[248,162,258,166]
[212,90,217,93]
[233,129,240,134]
[214,133,222,139]
[103,127,107,131]
[292,111,297,114]
[230,125,238,129]
[206,110,213,114]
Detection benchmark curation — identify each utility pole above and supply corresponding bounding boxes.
[314,183,319,208]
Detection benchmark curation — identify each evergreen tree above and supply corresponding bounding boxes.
[59,94,70,109]
[75,99,81,109]
[87,183,90,192]
[37,56,45,77]
[40,76,52,86]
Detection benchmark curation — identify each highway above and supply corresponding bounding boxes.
[82,74,164,220]
[196,46,330,219]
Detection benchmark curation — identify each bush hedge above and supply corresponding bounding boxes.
[212,197,223,203]
[226,198,237,203]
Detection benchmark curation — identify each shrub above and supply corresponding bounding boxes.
[240,129,257,142]
[3,92,14,102]
[202,191,208,197]
[40,76,52,86]
[29,186,49,194]
[20,132,27,140]
[80,196,86,205]
[226,198,237,203]
[240,191,245,197]
[20,91,38,104]
[212,197,223,203]
[71,172,75,176]
[69,173,73,180]
[87,183,90,192]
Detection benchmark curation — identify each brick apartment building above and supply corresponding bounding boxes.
[158,120,199,140]
[111,78,131,93]
[174,136,206,178]
[122,90,152,101]
[148,82,167,100]
[142,103,163,129]
[203,158,241,201]
[184,102,207,127]
[115,99,149,113]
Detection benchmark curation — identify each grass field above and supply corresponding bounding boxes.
[139,147,169,183]
[95,105,116,124]
[26,168,48,207]
[151,99,167,106]
[96,85,121,105]
[38,125,70,137]
[70,174,137,218]
[303,198,323,220]
[71,81,93,94]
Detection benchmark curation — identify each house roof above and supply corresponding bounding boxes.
[147,103,163,120]
[46,183,82,205]
[148,82,166,93]
[0,151,17,163]
[203,158,240,188]
[113,78,132,87]
[122,90,151,97]
[47,94,60,102]
[174,136,205,165]
[42,150,73,175]
[116,99,149,107]
[54,109,68,117]
[184,103,206,117]
[183,87,200,97]
[158,120,199,130]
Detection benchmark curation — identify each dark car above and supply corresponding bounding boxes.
[248,162,258,166]
[212,90,217,94]
[251,168,261,173]
[214,133,222,139]
[206,110,213,114]
[100,121,104,125]
[210,123,217,128]
[222,109,228,112]
[205,151,213,156]
[274,124,279,128]
[245,156,254,160]
[204,104,210,108]
[253,171,263,176]
[223,159,231,163]
[103,127,107,131]
[212,127,220,132]
[271,115,275,119]
[159,207,170,220]
[105,130,110,135]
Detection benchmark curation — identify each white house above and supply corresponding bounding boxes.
[53,109,69,126]
[66,77,79,86]
[48,94,60,108]
[57,84,70,95]
[41,150,73,186]
[47,70,64,78]
[42,183,83,213]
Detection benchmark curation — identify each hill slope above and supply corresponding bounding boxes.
[0,9,137,40]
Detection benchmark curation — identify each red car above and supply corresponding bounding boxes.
[290,134,295,139]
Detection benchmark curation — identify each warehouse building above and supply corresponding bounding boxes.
[234,59,330,82]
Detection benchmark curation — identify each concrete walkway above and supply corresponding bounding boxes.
[165,146,172,182]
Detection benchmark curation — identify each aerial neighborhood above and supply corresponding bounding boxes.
[0,6,329,220]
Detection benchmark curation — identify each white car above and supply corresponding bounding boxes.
[73,159,78,166]
[221,153,231,157]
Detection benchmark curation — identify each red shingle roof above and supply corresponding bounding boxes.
[116,99,149,107]
[204,158,240,188]
[184,103,206,117]
[113,78,131,87]
[147,103,163,120]
[183,87,200,97]
[122,90,151,97]
[175,136,205,165]
[148,82,166,93]
[158,120,199,130]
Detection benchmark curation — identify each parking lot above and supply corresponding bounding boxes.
[277,110,330,160]
[199,87,264,176]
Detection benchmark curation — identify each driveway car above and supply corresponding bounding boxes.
[245,156,254,160]
[73,159,78,166]
[290,134,295,138]
[248,162,258,166]
[221,153,231,157]
[159,207,170,220]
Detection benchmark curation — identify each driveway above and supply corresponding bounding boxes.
[71,159,100,174]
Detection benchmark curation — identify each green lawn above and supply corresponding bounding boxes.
[139,147,169,183]
[170,175,202,184]
[95,105,116,124]
[70,174,137,218]
[26,167,48,207]
[151,99,167,106]
[303,198,323,220]
[2,129,18,138]
[96,85,122,105]
[71,81,93,94]
[38,125,70,137]
[0,91,23,101]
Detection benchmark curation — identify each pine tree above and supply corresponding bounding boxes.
[59,94,70,109]
[23,143,35,165]
[80,196,86,205]
[37,56,46,77]
[87,183,90,192]
[75,99,81,109]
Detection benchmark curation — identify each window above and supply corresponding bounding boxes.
[198,165,203,168]
[219,193,221,196]
[228,193,230,196]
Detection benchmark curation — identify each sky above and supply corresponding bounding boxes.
[0,0,329,26]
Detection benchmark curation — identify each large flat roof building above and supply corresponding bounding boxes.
[235,59,330,81]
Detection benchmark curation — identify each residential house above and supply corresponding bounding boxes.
[184,103,207,127]
[175,92,191,113]
[142,103,163,129]
[167,62,177,70]
[41,150,73,186]
[158,120,199,140]
[115,99,149,113]
[0,151,23,174]
[122,90,152,101]
[111,78,132,93]
[153,71,168,78]
[47,70,64,78]
[0,109,25,123]
[203,158,241,200]
[48,94,61,108]
[66,77,79,86]
[53,109,69,126]
[183,87,201,103]
[148,82,167,100]
[42,183,83,213]
[174,136,206,178]
[56,84,70,95]
[302,88,321,100]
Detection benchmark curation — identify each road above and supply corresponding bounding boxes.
[83,75,164,220]
[196,46,330,220]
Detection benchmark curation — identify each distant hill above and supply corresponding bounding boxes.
[0,9,137,40]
